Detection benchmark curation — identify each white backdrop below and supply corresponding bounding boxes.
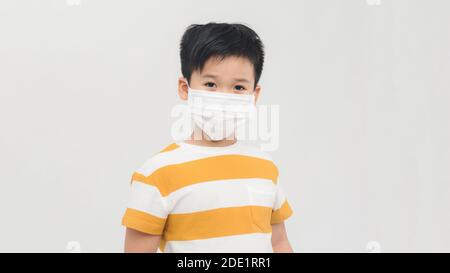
[0,0,449,252]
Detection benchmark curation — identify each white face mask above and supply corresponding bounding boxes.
[187,86,256,141]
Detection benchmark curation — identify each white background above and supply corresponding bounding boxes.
[0,0,449,252]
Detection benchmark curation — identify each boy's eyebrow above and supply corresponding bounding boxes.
[201,73,218,79]
[233,78,250,83]
[201,74,251,83]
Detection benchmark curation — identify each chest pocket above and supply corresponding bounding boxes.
[247,185,276,232]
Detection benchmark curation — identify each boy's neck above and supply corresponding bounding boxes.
[184,132,237,147]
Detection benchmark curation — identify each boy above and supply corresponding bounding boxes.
[122,23,293,253]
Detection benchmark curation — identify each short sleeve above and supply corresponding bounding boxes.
[121,172,169,235]
[271,182,293,225]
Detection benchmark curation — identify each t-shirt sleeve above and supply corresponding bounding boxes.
[271,182,293,225]
[121,170,169,235]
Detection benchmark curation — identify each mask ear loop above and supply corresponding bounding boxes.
[183,79,191,100]
[185,79,191,90]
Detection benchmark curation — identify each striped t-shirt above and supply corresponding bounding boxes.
[121,141,293,253]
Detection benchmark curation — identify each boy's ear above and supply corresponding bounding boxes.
[178,77,189,101]
[253,84,261,103]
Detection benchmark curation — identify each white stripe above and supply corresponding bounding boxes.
[163,233,273,253]
[164,178,276,214]
[136,142,273,177]
[127,182,167,218]
[273,184,287,210]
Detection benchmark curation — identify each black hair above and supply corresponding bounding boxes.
[180,22,265,89]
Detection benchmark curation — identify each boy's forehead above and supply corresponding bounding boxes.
[197,56,254,81]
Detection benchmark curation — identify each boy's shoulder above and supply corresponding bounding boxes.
[234,142,275,162]
[134,142,184,177]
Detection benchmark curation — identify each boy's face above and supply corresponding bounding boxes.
[178,55,261,102]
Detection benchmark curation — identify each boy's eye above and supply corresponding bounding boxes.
[204,82,216,88]
[234,85,246,91]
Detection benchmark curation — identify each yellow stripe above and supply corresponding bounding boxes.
[163,206,272,241]
[128,143,180,185]
[122,208,166,235]
[132,155,278,196]
[159,143,180,153]
[271,201,293,224]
